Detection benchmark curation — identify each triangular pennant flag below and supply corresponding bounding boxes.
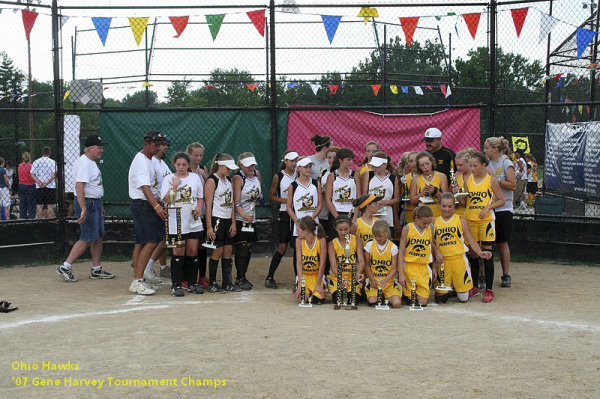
[587,106,591,115]
[425,86,433,91]
[328,85,339,95]
[390,85,398,94]
[462,13,481,39]
[413,86,423,95]
[554,77,565,88]
[22,10,38,40]
[399,17,419,47]
[169,16,189,38]
[309,83,320,95]
[60,16,70,30]
[206,14,226,41]
[281,0,299,14]
[247,10,266,37]
[510,8,529,38]
[440,85,447,96]
[574,75,584,86]
[142,82,153,87]
[92,17,112,46]
[572,114,577,122]
[559,96,564,103]
[246,84,257,92]
[371,84,381,96]
[358,7,378,24]
[578,105,583,115]
[321,15,342,44]
[401,86,408,94]
[445,85,452,98]
[63,90,70,102]
[287,83,298,88]
[129,18,149,46]
[576,27,597,59]
[552,73,563,80]
[538,13,558,44]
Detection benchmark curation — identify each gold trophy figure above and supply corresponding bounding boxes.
[189,197,202,229]
[165,181,184,249]
[436,262,452,292]
[401,174,411,202]
[299,276,312,308]
[409,278,423,311]
[202,218,220,249]
[335,235,352,310]
[450,160,469,199]
[241,203,255,232]
[375,278,390,310]
[419,182,434,205]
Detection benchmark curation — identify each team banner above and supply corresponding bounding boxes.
[545,122,600,198]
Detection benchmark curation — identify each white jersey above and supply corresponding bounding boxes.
[153,157,172,190]
[367,171,395,225]
[319,169,330,220]
[128,152,160,201]
[235,170,261,222]
[73,154,103,199]
[277,170,295,212]
[290,178,319,236]
[31,156,57,189]
[160,173,204,234]
[209,174,233,219]
[330,169,357,213]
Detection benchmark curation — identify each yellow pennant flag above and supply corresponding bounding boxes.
[390,85,398,94]
[63,90,70,102]
[578,105,583,115]
[129,17,149,46]
[511,136,530,154]
[142,82,153,87]
[358,7,379,24]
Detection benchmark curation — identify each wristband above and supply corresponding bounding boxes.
[154,204,160,210]
[433,187,439,195]
[235,203,242,208]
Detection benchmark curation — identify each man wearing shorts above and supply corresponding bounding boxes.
[128,131,168,295]
[56,135,115,282]
[31,146,56,219]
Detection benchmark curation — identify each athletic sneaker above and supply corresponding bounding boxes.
[144,269,169,286]
[469,287,480,297]
[159,266,171,279]
[207,282,226,294]
[129,279,155,295]
[236,278,253,291]
[483,289,495,303]
[197,277,210,289]
[181,281,189,290]
[187,284,204,294]
[89,268,115,280]
[264,277,277,289]
[56,265,77,282]
[142,279,159,291]
[171,286,184,297]
[223,284,242,292]
[501,274,512,288]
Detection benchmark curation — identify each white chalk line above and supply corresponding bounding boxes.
[432,306,600,333]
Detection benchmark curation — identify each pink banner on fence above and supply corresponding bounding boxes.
[287,108,480,166]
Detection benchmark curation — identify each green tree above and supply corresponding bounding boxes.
[0,52,25,98]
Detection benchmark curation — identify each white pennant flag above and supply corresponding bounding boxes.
[445,85,452,98]
[413,86,423,95]
[538,13,558,44]
[60,16,70,29]
[309,83,320,95]
[281,0,300,14]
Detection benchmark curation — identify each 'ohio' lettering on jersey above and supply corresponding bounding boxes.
[435,226,459,248]
[371,258,392,277]
[407,238,431,258]
[468,189,491,210]
[302,254,319,272]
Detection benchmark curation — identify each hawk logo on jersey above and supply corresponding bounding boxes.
[334,185,353,204]
[370,186,385,198]
[464,270,472,285]
[219,190,233,208]
[439,232,454,242]
[152,173,159,188]
[178,185,192,201]
[470,196,483,205]
[246,187,260,202]
[302,254,319,272]
[485,222,495,238]
[412,244,427,253]
[298,193,316,212]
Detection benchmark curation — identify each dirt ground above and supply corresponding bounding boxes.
[1,256,599,398]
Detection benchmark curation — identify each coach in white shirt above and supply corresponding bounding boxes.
[128,131,168,295]
[56,135,115,283]
[30,146,57,219]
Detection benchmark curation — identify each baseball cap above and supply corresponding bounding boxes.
[424,128,442,140]
[84,135,107,147]
[240,157,257,167]
[368,156,387,167]
[144,130,166,144]
[162,135,172,147]
[297,158,313,167]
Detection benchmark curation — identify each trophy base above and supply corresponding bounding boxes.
[401,198,411,202]
[345,305,358,310]
[373,212,388,217]
[419,197,434,204]
[334,304,343,310]
[241,227,255,232]
[166,243,178,249]
[375,305,390,311]
[436,285,453,292]
[299,303,313,308]
[202,243,217,249]
[454,192,469,198]
[409,304,423,311]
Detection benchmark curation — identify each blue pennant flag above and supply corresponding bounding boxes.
[401,86,408,94]
[560,96,564,103]
[92,17,112,46]
[554,77,565,88]
[287,83,298,88]
[321,15,342,44]
[576,27,597,59]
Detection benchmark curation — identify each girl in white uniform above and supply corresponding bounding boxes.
[187,142,209,288]
[325,147,359,240]
[318,146,339,238]
[361,151,399,237]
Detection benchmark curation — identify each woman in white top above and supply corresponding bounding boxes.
[161,153,205,297]
[187,142,209,288]
[325,147,360,239]
[233,152,262,291]
[308,134,332,181]
[318,146,339,238]
[204,153,240,293]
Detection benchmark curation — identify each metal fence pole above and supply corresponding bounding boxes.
[488,0,497,137]
[269,0,278,250]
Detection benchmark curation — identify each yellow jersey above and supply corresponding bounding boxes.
[333,235,358,274]
[404,222,433,264]
[455,172,468,217]
[367,240,396,278]
[465,174,494,222]
[417,172,442,217]
[360,164,372,176]
[301,238,321,274]
[405,173,416,223]
[434,214,468,258]
[356,216,377,244]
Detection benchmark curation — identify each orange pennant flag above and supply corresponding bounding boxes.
[400,17,419,47]
[247,10,266,37]
[510,8,529,38]
[440,85,447,97]
[169,16,189,38]
[462,13,481,39]
[22,10,39,40]
[329,85,339,95]
[247,84,257,92]
[371,85,381,96]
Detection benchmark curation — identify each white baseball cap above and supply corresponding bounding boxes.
[240,157,257,167]
[283,151,299,161]
[424,128,442,139]
[217,159,239,170]
[368,156,387,167]
[296,158,314,167]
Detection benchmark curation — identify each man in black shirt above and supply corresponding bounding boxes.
[424,127,456,181]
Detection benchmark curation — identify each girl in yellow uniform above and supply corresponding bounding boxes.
[350,194,380,245]
[459,152,505,303]
[327,216,365,304]
[294,216,327,305]
[410,151,448,219]
[434,193,492,304]
[358,141,381,178]
[452,148,475,218]
[400,151,418,224]
[398,206,440,307]
[364,220,402,308]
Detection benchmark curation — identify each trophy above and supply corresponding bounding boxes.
[409,278,423,311]
[299,276,313,308]
[335,235,352,310]
[189,197,203,229]
[401,174,411,202]
[374,203,388,217]
[436,263,452,292]
[165,182,184,249]
[202,218,220,249]
[419,183,434,205]
[450,161,469,200]
[241,203,255,232]
[375,278,390,310]
[348,263,358,310]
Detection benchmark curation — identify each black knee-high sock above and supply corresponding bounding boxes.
[244,247,252,278]
[185,256,199,286]
[222,258,233,286]
[182,255,191,282]
[484,257,494,290]
[235,244,249,280]
[198,246,207,278]
[209,258,219,283]
[292,247,298,277]
[267,251,284,278]
[171,256,185,286]
[469,257,479,288]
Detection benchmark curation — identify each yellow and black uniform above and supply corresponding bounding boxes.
[365,240,402,299]
[360,164,372,177]
[356,216,377,245]
[433,215,473,293]
[402,223,433,299]
[465,174,495,243]
[404,173,417,224]
[417,172,442,218]
[328,235,361,296]
[299,238,326,299]
[455,172,467,217]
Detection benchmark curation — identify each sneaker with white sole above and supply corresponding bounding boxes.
[142,279,160,291]
[144,269,169,286]
[159,267,171,278]
[89,268,115,280]
[171,286,184,297]
[129,279,155,295]
[56,265,78,282]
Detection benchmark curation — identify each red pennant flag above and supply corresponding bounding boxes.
[510,8,529,38]
[462,13,481,39]
[22,10,39,40]
[572,114,577,122]
[399,17,419,47]
[246,84,257,92]
[440,85,447,97]
[169,16,189,38]
[425,86,433,91]
[328,85,339,95]
[247,10,266,37]
[587,106,591,115]
[552,73,563,80]
[371,85,381,96]
[574,76,583,86]
[565,96,571,104]
[204,85,216,90]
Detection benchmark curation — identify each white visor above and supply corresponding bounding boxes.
[240,157,257,167]
[297,158,313,167]
[369,156,387,167]
[283,151,299,161]
[217,159,239,170]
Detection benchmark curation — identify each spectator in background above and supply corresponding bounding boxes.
[0,157,10,221]
[308,134,332,181]
[513,149,527,210]
[5,160,16,219]
[525,153,538,206]
[31,146,57,219]
[424,127,456,182]
[18,151,36,219]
